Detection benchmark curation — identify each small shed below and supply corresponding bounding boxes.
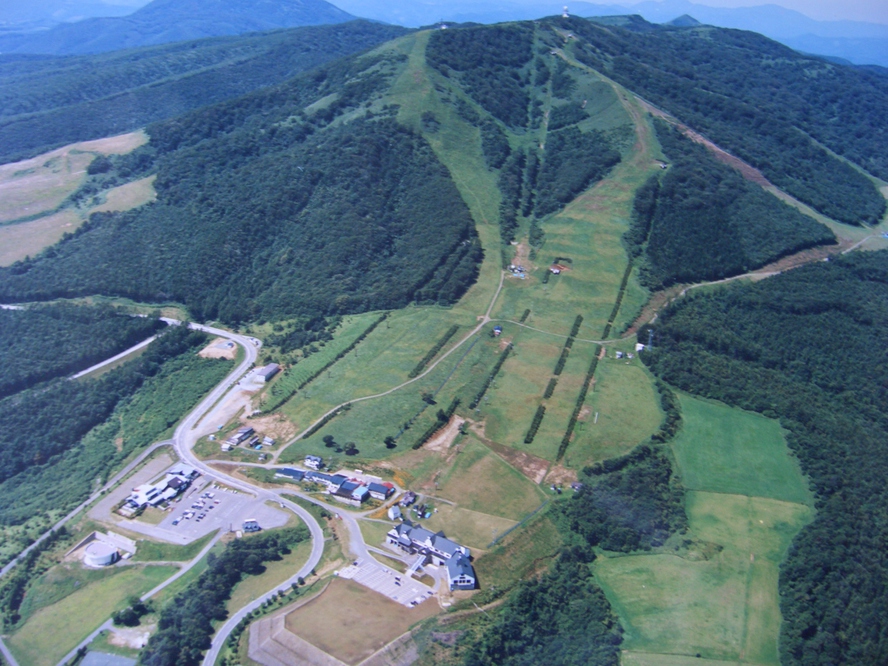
[493,326,503,337]
[257,363,280,383]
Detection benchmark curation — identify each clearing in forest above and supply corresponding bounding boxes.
[596,396,814,665]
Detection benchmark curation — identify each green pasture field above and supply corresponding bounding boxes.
[432,437,547,520]
[419,503,516,552]
[225,537,313,614]
[595,491,811,664]
[276,307,477,439]
[7,564,175,666]
[565,356,662,466]
[132,531,216,562]
[671,395,813,505]
[517,340,600,461]
[279,326,502,463]
[477,325,570,454]
[621,652,748,666]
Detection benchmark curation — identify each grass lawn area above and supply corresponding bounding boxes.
[284,577,440,665]
[565,357,662,467]
[358,519,394,549]
[280,328,502,464]
[621,652,751,666]
[473,512,562,595]
[132,531,216,562]
[595,491,812,665]
[433,437,546,520]
[419,503,516,552]
[7,564,175,666]
[0,209,84,267]
[671,394,813,505]
[225,538,313,614]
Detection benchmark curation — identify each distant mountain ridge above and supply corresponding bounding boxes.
[0,0,356,55]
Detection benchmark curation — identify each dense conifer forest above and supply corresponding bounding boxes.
[0,21,409,163]
[0,54,482,323]
[634,122,835,288]
[641,251,888,664]
[561,16,887,224]
[0,303,164,399]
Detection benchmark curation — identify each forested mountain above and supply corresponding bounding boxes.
[629,121,835,288]
[0,303,164,399]
[0,21,409,163]
[641,251,888,663]
[0,0,355,55]
[0,49,483,323]
[562,16,887,225]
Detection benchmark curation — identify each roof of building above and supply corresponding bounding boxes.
[368,482,390,495]
[446,554,475,579]
[336,480,360,496]
[277,468,305,480]
[258,363,280,378]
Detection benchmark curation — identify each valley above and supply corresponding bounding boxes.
[0,12,886,666]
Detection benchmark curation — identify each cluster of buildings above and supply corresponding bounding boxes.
[386,521,476,591]
[274,459,395,507]
[118,463,199,517]
[221,425,275,452]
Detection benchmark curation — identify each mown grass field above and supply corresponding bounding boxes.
[7,564,175,666]
[0,209,82,267]
[671,394,813,505]
[596,492,812,664]
[596,396,814,665]
[284,577,440,665]
[279,326,501,463]
[565,356,662,466]
[433,437,546,520]
[420,503,516,552]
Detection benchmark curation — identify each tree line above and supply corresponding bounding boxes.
[641,251,888,664]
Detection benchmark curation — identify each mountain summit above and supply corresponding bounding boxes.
[0,0,356,55]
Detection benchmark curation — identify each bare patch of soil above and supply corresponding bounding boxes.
[544,464,578,487]
[470,422,549,484]
[246,412,297,443]
[108,624,154,649]
[199,337,238,360]
[511,242,534,270]
[425,416,465,453]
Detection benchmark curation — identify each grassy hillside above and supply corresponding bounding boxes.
[0,21,409,164]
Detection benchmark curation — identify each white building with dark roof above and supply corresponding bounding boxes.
[386,521,475,590]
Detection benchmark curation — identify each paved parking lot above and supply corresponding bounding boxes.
[336,558,434,608]
[90,462,288,544]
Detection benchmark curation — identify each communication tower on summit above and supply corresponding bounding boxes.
[562,6,570,18]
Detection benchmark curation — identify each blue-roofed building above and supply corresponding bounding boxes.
[446,554,476,590]
[274,468,304,482]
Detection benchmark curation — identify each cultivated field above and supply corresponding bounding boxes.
[283,577,439,665]
[7,564,175,666]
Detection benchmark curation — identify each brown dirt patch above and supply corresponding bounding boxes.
[425,416,465,453]
[199,337,238,360]
[284,577,439,665]
[246,412,298,444]
[498,335,513,351]
[470,422,548,484]
[511,242,534,270]
[544,464,578,487]
[108,624,154,649]
[578,406,591,422]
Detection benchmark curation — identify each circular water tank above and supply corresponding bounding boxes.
[83,541,118,567]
